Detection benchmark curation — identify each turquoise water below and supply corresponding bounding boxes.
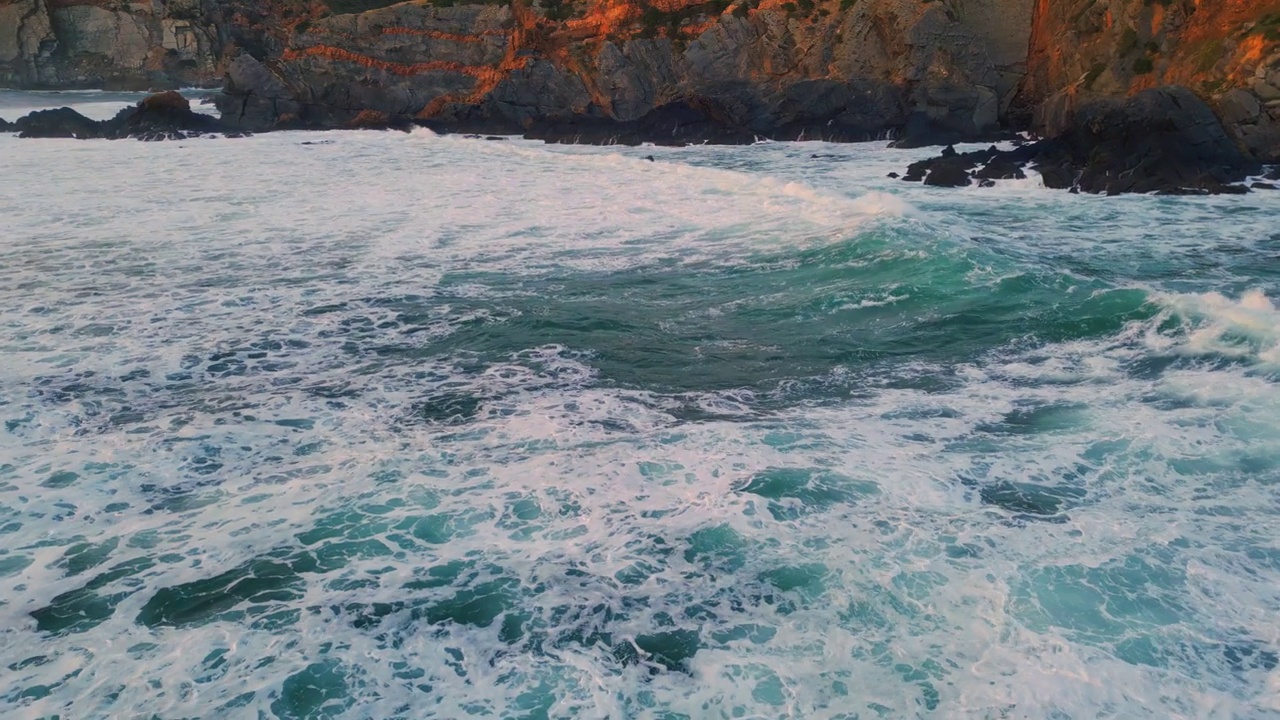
[2,91,1280,718]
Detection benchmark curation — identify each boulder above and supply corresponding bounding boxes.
[103,90,224,140]
[0,117,13,133]
[16,107,104,138]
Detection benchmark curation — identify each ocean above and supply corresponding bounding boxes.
[2,90,1279,719]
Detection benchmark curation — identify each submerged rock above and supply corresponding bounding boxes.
[900,87,1260,195]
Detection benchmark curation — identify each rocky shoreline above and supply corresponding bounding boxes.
[3,3,1276,141]
[4,82,1276,196]
[900,87,1278,195]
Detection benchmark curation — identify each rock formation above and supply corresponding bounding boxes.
[1015,0,1280,162]
[205,0,1036,141]
[13,89,225,138]
[903,86,1259,194]
[2,0,1278,181]
[0,0,224,89]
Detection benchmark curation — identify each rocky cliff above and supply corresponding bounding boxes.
[2,0,1278,160]
[1016,0,1280,161]
[0,0,229,88]
[213,0,1037,142]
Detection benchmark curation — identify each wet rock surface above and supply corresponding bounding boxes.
[14,91,226,140]
[4,0,1277,178]
[902,87,1260,195]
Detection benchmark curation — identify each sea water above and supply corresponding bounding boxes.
[1,90,1279,719]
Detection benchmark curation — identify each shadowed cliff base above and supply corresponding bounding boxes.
[900,87,1267,195]
[6,83,1275,196]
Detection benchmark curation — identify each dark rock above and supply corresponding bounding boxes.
[897,86,1259,196]
[0,117,13,133]
[973,155,1027,180]
[215,55,302,132]
[103,91,224,140]
[1203,184,1249,195]
[751,79,907,142]
[890,111,1016,149]
[515,101,759,147]
[1038,162,1075,190]
[924,161,975,187]
[887,172,899,178]
[1267,166,1280,181]
[902,145,997,186]
[1253,182,1277,190]
[16,107,104,139]
[1039,86,1258,195]
[16,92,226,141]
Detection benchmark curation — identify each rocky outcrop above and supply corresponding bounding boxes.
[13,89,225,138]
[209,0,1035,141]
[1016,0,1280,162]
[0,0,225,89]
[903,86,1259,194]
[5,0,1277,172]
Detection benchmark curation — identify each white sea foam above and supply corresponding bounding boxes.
[2,92,1280,719]
[1152,289,1280,363]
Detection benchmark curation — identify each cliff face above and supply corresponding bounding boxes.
[0,0,228,89]
[1017,0,1280,160]
[213,0,1036,141]
[3,0,1277,160]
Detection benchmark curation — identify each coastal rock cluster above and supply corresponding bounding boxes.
[903,87,1263,194]
[1,0,1278,193]
[12,89,224,139]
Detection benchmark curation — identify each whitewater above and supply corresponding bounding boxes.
[1,90,1279,719]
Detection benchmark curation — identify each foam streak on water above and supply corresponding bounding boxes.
[2,92,1280,719]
